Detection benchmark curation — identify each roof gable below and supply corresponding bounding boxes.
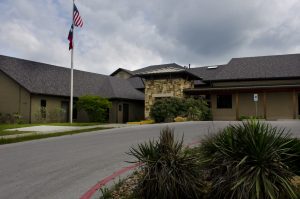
[110,68,134,76]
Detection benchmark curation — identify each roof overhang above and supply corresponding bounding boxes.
[134,70,201,80]
[184,84,300,94]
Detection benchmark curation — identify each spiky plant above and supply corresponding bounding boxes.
[200,120,300,199]
[129,127,204,199]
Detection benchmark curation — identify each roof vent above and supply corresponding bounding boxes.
[207,66,218,69]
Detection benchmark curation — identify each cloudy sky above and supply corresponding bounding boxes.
[1,0,300,74]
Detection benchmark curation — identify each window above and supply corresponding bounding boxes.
[41,99,46,107]
[40,99,47,119]
[205,95,211,108]
[217,95,232,109]
[119,104,122,111]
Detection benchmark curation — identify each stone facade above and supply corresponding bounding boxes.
[144,78,194,118]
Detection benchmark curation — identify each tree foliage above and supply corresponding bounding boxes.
[76,95,111,122]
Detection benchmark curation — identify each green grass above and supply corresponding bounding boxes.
[0,127,110,145]
[0,130,35,136]
[0,122,103,131]
[0,124,38,131]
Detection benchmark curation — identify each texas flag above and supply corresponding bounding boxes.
[67,25,73,50]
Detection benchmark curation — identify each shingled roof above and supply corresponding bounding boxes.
[110,68,134,76]
[190,54,300,82]
[132,63,184,74]
[0,55,144,100]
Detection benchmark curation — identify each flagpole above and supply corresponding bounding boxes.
[70,0,74,123]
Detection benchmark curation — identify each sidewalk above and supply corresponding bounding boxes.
[2,124,137,139]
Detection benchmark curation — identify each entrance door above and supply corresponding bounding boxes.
[61,101,69,122]
[298,94,300,118]
[123,104,129,123]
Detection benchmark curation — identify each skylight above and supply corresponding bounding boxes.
[207,66,218,69]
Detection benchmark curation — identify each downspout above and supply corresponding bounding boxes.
[18,86,21,113]
[29,94,32,123]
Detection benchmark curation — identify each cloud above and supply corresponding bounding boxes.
[1,0,300,74]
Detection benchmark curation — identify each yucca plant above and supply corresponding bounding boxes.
[128,127,205,199]
[200,120,300,199]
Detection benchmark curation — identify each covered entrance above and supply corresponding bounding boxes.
[122,103,129,123]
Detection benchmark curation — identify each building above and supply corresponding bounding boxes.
[0,55,144,123]
[1,53,300,123]
[112,54,300,120]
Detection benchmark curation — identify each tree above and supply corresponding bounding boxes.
[76,95,112,122]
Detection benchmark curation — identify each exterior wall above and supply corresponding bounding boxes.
[238,93,264,118]
[112,71,132,79]
[190,79,300,120]
[211,93,237,120]
[30,95,70,123]
[208,91,297,120]
[0,70,31,122]
[144,78,194,118]
[77,109,89,122]
[266,92,294,120]
[31,96,144,124]
[109,100,144,123]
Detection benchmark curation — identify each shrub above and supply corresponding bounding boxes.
[184,98,211,121]
[150,97,210,122]
[239,115,264,121]
[199,120,300,199]
[174,116,187,122]
[129,127,204,199]
[149,98,185,122]
[12,112,24,124]
[0,113,24,124]
[76,95,112,122]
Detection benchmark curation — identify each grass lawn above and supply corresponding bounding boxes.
[0,122,107,140]
[0,127,110,145]
[0,122,103,132]
[0,130,35,136]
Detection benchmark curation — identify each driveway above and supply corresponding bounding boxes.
[0,121,299,199]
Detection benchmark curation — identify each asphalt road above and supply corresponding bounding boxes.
[0,121,299,199]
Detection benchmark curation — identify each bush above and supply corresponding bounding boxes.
[0,112,24,124]
[199,120,300,199]
[184,98,211,121]
[76,95,112,122]
[149,98,185,122]
[150,97,210,123]
[174,116,187,122]
[129,127,205,199]
[239,115,264,120]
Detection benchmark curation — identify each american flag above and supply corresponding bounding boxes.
[73,4,83,27]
